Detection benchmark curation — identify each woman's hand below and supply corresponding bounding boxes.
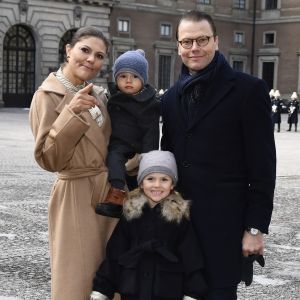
[69,83,99,114]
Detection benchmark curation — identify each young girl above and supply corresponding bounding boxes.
[90,150,207,300]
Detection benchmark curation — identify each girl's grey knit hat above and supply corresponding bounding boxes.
[113,49,148,85]
[137,150,178,185]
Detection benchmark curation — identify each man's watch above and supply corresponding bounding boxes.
[246,227,260,236]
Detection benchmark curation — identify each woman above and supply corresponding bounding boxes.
[29,27,118,300]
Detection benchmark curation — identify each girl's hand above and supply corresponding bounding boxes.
[90,291,108,300]
[69,83,99,114]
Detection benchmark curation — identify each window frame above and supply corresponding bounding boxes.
[232,60,245,72]
[160,22,172,38]
[117,18,130,33]
[265,0,278,10]
[197,0,211,4]
[263,31,276,46]
[233,0,246,9]
[234,31,245,45]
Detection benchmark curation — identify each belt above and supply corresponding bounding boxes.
[58,167,107,180]
[118,240,178,267]
[58,167,108,208]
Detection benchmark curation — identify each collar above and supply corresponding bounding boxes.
[123,189,190,223]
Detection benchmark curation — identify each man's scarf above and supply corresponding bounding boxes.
[176,51,226,120]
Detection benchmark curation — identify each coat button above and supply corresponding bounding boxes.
[182,161,190,168]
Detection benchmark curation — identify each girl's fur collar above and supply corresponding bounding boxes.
[123,188,190,223]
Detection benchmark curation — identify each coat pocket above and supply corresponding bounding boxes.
[118,267,138,295]
[154,263,183,299]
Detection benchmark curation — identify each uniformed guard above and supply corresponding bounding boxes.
[271,89,283,132]
[287,92,299,132]
[269,89,275,100]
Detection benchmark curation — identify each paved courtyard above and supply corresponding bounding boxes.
[0,108,299,299]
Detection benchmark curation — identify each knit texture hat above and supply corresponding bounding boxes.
[137,150,178,185]
[113,49,148,85]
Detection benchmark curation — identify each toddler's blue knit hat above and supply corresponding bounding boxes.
[113,49,148,85]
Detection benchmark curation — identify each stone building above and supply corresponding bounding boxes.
[0,0,113,107]
[0,0,300,107]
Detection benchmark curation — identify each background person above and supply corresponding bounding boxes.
[96,49,160,218]
[91,150,207,300]
[287,91,299,132]
[160,10,276,300]
[29,27,118,300]
[271,89,283,132]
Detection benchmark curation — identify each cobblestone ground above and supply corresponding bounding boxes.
[0,108,299,299]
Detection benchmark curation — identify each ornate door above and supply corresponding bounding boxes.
[3,25,35,107]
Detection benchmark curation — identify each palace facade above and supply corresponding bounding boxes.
[0,0,299,107]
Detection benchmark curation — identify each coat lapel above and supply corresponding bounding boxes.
[188,65,236,129]
[83,91,111,157]
[41,73,111,157]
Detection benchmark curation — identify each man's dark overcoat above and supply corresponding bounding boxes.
[161,54,276,289]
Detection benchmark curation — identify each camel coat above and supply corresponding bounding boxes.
[29,73,118,300]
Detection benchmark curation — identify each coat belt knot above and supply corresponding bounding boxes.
[118,239,178,267]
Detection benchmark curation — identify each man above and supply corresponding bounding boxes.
[161,10,276,300]
[287,91,299,132]
[271,89,283,132]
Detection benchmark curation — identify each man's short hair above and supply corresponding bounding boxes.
[176,10,217,41]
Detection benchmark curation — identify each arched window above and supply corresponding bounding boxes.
[3,24,35,107]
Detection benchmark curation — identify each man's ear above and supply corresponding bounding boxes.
[214,35,219,51]
[177,43,181,55]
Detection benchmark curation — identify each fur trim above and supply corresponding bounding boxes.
[123,189,148,221]
[123,188,190,223]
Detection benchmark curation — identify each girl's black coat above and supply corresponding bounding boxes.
[161,57,276,288]
[93,190,207,300]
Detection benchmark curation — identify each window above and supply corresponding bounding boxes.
[262,62,275,89]
[118,19,130,33]
[233,0,246,9]
[232,61,244,72]
[197,0,211,4]
[234,32,244,45]
[265,0,277,10]
[158,55,171,90]
[264,32,275,45]
[160,23,171,37]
